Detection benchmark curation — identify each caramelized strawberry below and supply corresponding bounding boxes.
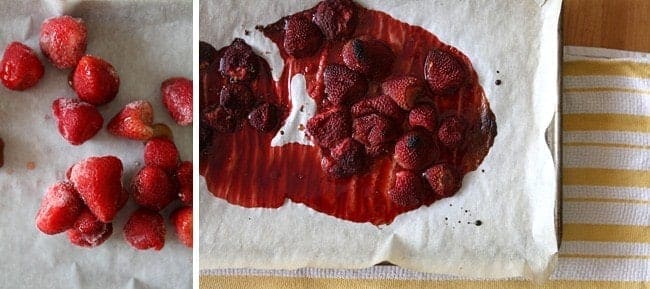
[323,64,368,106]
[321,138,367,179]
[341,37,394,79]
[424,49,468,95]
[123,208,166,251]
[39,15,87,69]
[313,0,358,41]
[71,55,120,106]
[67,208,113,247]
[219,83,255,112]
[284,14,323,58]
[352,114,399,148]
[423,163,462,197]
[437,115,466,148]
[394,130,438,170]
[351,95,405,121]
[202,105,238,133]
[171,206,192,248]
[107,100,155,140]
[381,76,427,110]
[52,98,103,145]
[306,109,352,149]
[69,156,123,223]
[0,42,44,91]
[36,181,83,235]
[248,102,281,132]
[388,170,425,208]
[219,38,259,82]
[408,104,438,132]
[199,41,218,70]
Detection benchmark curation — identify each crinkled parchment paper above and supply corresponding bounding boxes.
[200,0,560,280]
[0,1,191,288]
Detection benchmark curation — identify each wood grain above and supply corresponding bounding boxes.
[563,0,650,52]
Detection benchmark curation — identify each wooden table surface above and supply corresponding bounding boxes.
[563,0,650,52]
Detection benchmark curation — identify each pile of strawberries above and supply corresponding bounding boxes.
[0,15,193,250]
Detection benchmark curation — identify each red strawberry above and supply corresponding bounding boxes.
[71,55,120,106]
[117,188,129,211]
[283,14,323,58]
[202,104,238,133]
[176,161,192,206]
[394,130,438,170]
[199,41,218,70]
[321,138,367,179]
[67,207,113,247]
[323,64,368,106]
[220,83,255,112]
[352,114,399,148]
[388,171,425,208]
[52,98,104,145]
[131,166,176,211]
[437,115,467,148]
[161,77,193,126]
[341,38,394,79]
[219,38,259,82]
[69,156,123,223]
[144,137,180,172]
[306,109,352,149]
[171,206,192,248]
[381,76,427,110]
[408,104,438,132]
[423,163,462,197]
[123,208,166,251]
[35,181,83,235]
[248,102,281,132]
[0,42,44,91]
[313,0,358,41]
[107,100,155,140]
[424,49,468,95]
[351,95,405,121]
[39,15,87,69]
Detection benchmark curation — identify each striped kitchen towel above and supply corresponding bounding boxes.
[200,46,649,288]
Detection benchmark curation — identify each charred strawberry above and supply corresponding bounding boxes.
[323,64,368,106]
[161,77,193,126]
[219,83,255,112]
[202,104,238,133]
[39,15,87,69]
[424,49,468,95]
[313,0,358,41]
[36,181,83,235]
[248,102,281,133]
[123,208,166,250]
[52,98,103,145]
[71,55,120,105]
[0,42,44,91]
[219,38,259,82]
[284,14,323,58]
[394,130,438,171]
[306,109,352,149]
[342,37,394,79]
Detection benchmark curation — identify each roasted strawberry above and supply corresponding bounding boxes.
[394,130,438,170]
[284,14,323,58]
[437,115,466,148]
[424,49,468,95]
[306,109,352,149]
[219,38,259,82]
[341,38,394,79]
[321,138,367,179]
[381,76,427,110]
[123,208,166,251]
[0,42,44,91]
[351,95,405,121]
[199,41,218,70]
[408,104,437,132]
[388,171,425,208]
[323,64,368,106]
[313,0,358,41]
[39,15,87,69]
[161,77,193,126]
[69,156,123,223]
[352,114,399,148]
[36,181,83,235]
[144,137,180,172]
[107,100,155,140]
[176,161,192,206]
[202,104,238,133]
[131,166,176,211]
[220,83,255,111]
[71,55,120,105]
[171,206,192,248]
[67,208,113,247]
[248,102,281,132]
[52,98,104,145]
[423,163,462,197]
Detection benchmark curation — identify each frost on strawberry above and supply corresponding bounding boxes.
[107,100,155,141]
[123,208,166,251]
[69,156,123,223]
[161,77,193,126]
[39,15,87,69]
[52,98,103,145]
[67,208,113,247]
[71,55,120,106]
[131,166,176,211]
[0,42,44,91]
[36,181,83,235]
[171,206,192,248]
[144,137,180,172]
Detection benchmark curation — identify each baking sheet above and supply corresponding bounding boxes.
[200,0,561,280]
[0,1,192,288]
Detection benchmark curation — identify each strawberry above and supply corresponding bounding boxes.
[283,14,324,58]
[323,64,368,106]
[394,130,438,170]
[220,83,255,112]
[219,38,259,82]
[67,207,113,247]
[423,163,462,197]
[117,188,129,211]
[351,95,405,122]
[71,55,120,106]
[176,161,192,206]
[69,156,123,223]
[424,49,468,95]
[107,100,155,140]
[39,15,87,69]
[352,114,399,148]
[306,109,352,149]
[202,104,238,133]
[381,76,427,110]
[248,102,281,132]
[437,115,466,148]
[35,181,83,235]
[52,98,104,145]
[388,170,425,208]
[321,138,367,179]
[313,0,358,41]
[408,104,438,132]
[199,41,218,70]
[161,77,193,126]
[170,206,192,248]
[0,42,44,91]
[123,208,166,251]
[131,166,176,211]
[144,137,180,172]
[341,37,394,79]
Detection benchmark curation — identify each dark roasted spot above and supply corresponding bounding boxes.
[406,135,420,148]
[475,220,482,226]
[495,79,502,85]
[352,39,366,61]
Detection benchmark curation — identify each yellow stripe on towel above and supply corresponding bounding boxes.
[563,168,650,188]
[563,114,650,133]
[564,60,650,78]
[563,224,650,243]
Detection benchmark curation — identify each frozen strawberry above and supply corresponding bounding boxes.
[171,206,192,248]
[199,41,218,70]
[381,76,427,110]
[313,0,358,41]
[39,15,87,69]
[323,64,368,106]
[342,38,394,79]
[283,14,323,58]
[123,208,166,251]
[220,83,255,111]
[424,49,468,95]
[107,100,155,140]
[219,38,259,82]
[202,104,238,133]
[35,181,83,235]
[131,166,176,211]
[71,55,120,105]
[117,188,129,211]
[67,208,113,247]
[351,95,405,121]
[176,161,192,206]
[394,130,438,170]
[408,104,437,132]
[321,138,367,179]
[69,156,123,223]
[423,163,462,197]
[161,77,193,126]
[52,98,103,145]
[248,102,281,132]
[437,115,466,148]
[352,114,399,148]
[144,137,180,172]
[388,171,425,208]
[306,109,352,149]
[0,42,44,91]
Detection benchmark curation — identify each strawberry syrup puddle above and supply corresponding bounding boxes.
[200,1,496,225]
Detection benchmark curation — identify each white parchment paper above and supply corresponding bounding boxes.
[200,0,560,280]
[0,1,192,288]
